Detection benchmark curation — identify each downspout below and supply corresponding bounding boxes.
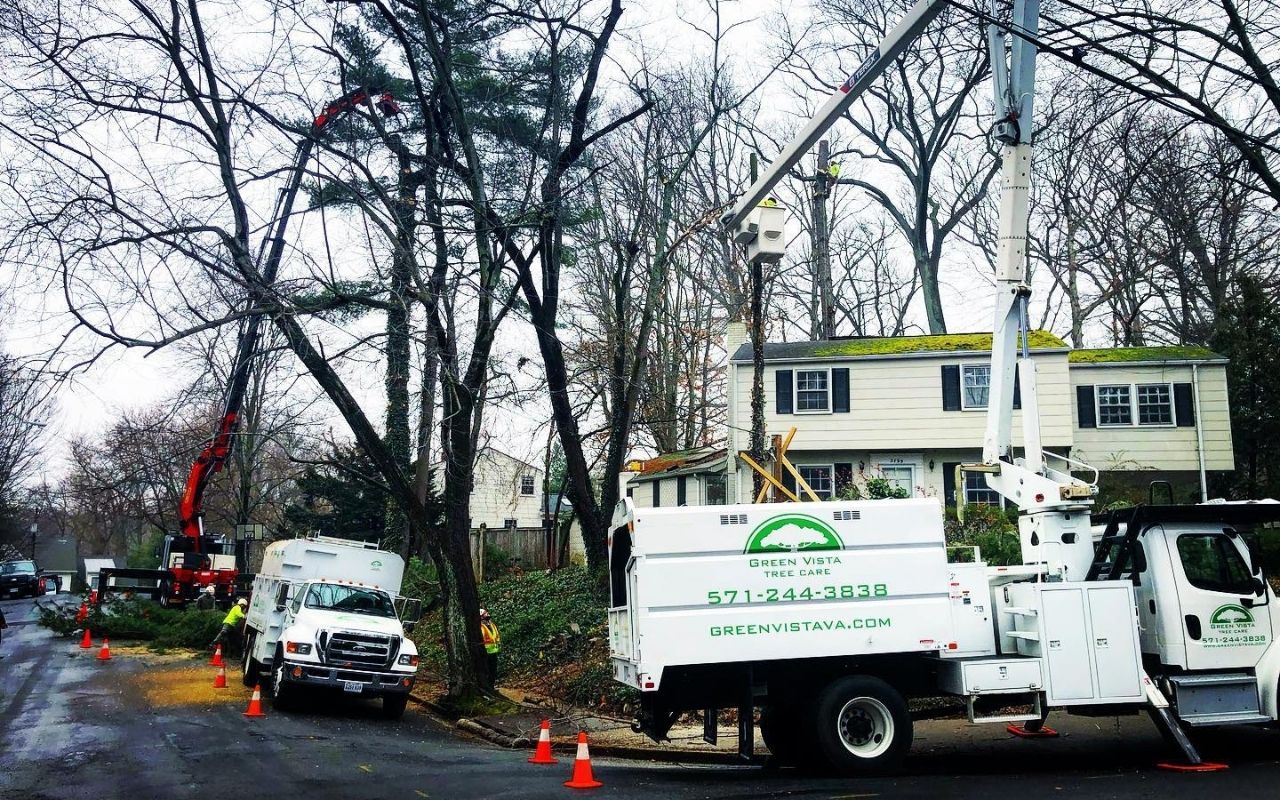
[1192,363,1208,502]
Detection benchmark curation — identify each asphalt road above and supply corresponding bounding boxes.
[4,594,1280,800]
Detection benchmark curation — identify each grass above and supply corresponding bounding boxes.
[812,330,1065,358]
[1069,346,1220,363]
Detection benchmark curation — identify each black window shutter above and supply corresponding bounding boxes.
[676,476,687,506]
[942,462,960,507]
[941,365,961,411]
[833,368,851,413]
[1013,370,1022,410]
[1174,383,1195,427]
[626,486,633,499]
[653,481,661,508]
[776,370,794,414]
[1077,385,1097,428]
[834,462,853,494]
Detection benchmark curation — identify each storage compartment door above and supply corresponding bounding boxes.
[1040,587,1095,703]
[1086,585,1143,701]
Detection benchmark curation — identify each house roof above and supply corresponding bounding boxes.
[1068,346,1226,364]
[730,330,1068,363]
[629,447,727,481]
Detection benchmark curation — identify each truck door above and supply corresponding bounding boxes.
[1167,526,1271,670]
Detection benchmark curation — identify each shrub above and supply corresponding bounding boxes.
[38,596,225,650]
[945,504,1022,566]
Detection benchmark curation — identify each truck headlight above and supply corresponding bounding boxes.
[285,641,313,655]
[398,654,419,667]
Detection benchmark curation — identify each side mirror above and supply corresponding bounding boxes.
[403,621,416,634]
[1255,577,1267,597]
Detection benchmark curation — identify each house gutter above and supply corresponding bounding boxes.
[1192,363,1208,502]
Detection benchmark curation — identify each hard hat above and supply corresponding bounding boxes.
[237,598,248,607]
[204,585,216,594]
[479,608,490,618]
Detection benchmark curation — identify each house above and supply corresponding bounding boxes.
[624,325,1233,508]
[464,447,544,530]
[623,446,729,507]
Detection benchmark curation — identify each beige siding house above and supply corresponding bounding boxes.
[460,447,544,530]
[624,329,1234,508]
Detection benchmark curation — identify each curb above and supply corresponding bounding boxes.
[406,691,754,765]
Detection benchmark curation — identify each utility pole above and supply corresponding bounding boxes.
[798,139,861,340]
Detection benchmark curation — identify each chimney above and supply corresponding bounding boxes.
[725,321,749,359]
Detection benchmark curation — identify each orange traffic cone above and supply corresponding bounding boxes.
[213,665,228,689]
[96,638,112,661]
[563,731,602,789]
[79,628,93,649]
[528,719,558,764]
[76,603,88,623]
[210,644,224,667]
[243,684,266,718]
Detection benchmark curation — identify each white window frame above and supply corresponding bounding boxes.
[793,368,832,414]
[1135,382,1175,427]
[1094,382,1176,428]
[964,472,1002,506]
[960,363,991,411]
[520,475,536,495]
[1096,384,1134,427]
[796,463,835,499]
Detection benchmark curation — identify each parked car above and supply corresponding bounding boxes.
[1,560,42,599]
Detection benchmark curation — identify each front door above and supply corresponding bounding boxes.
[1166,525,1272,671]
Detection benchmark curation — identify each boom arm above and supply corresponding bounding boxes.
[177,88,401,543]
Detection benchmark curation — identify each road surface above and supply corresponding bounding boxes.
[3,594,1280,799]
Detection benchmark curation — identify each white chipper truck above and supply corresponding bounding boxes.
[608,0,1280,774]
[242,535,421,719]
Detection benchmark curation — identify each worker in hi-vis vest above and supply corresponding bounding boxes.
[211,597,248,656]
[480,608,501,687]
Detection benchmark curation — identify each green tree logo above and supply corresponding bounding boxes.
[1210,604,1254,626]
[370,560,383,569]
[744,514,844,554]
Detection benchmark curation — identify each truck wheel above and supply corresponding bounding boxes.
[271,651,296,712]
[382,694,409,720]
[812,676,911,774]
[242,632,262,688]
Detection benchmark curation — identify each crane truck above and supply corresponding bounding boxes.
[607,0,1280,774]
[96,87,401,609]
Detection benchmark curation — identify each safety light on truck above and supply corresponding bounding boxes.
[286,641,312,655]
[398,654,419,667]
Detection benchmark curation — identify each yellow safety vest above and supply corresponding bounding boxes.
[223,605,245,626]
[481,621,501,654]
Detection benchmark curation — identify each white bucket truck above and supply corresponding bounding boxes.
[612,0,1280,772]
[242,535,421,719]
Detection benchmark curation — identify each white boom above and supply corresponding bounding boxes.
[722,0,946,234]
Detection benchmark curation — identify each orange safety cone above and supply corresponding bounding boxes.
[213,665,228,689]
[76,603,89,623]
[243,684,267,718]
[562,731,603,789]
[210,643,225,667]
[80,628,93,649]
[528,719,558,764]
[96,638,112,661]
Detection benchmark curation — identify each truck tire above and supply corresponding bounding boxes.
[241,632,262,688]
[811,675,911,774]
[382,694,409,721]
[271,650,296,712]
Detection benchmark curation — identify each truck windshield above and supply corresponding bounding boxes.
[304,583,396,618]
[1,561,36,575]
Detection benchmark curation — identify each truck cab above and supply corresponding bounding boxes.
[242,537,420,720]
[1094,504,1280,726]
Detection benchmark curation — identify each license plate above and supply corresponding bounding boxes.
[342,680,364,693]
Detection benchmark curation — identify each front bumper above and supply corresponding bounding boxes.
[279,659,416,695]
[2,578,38,597]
